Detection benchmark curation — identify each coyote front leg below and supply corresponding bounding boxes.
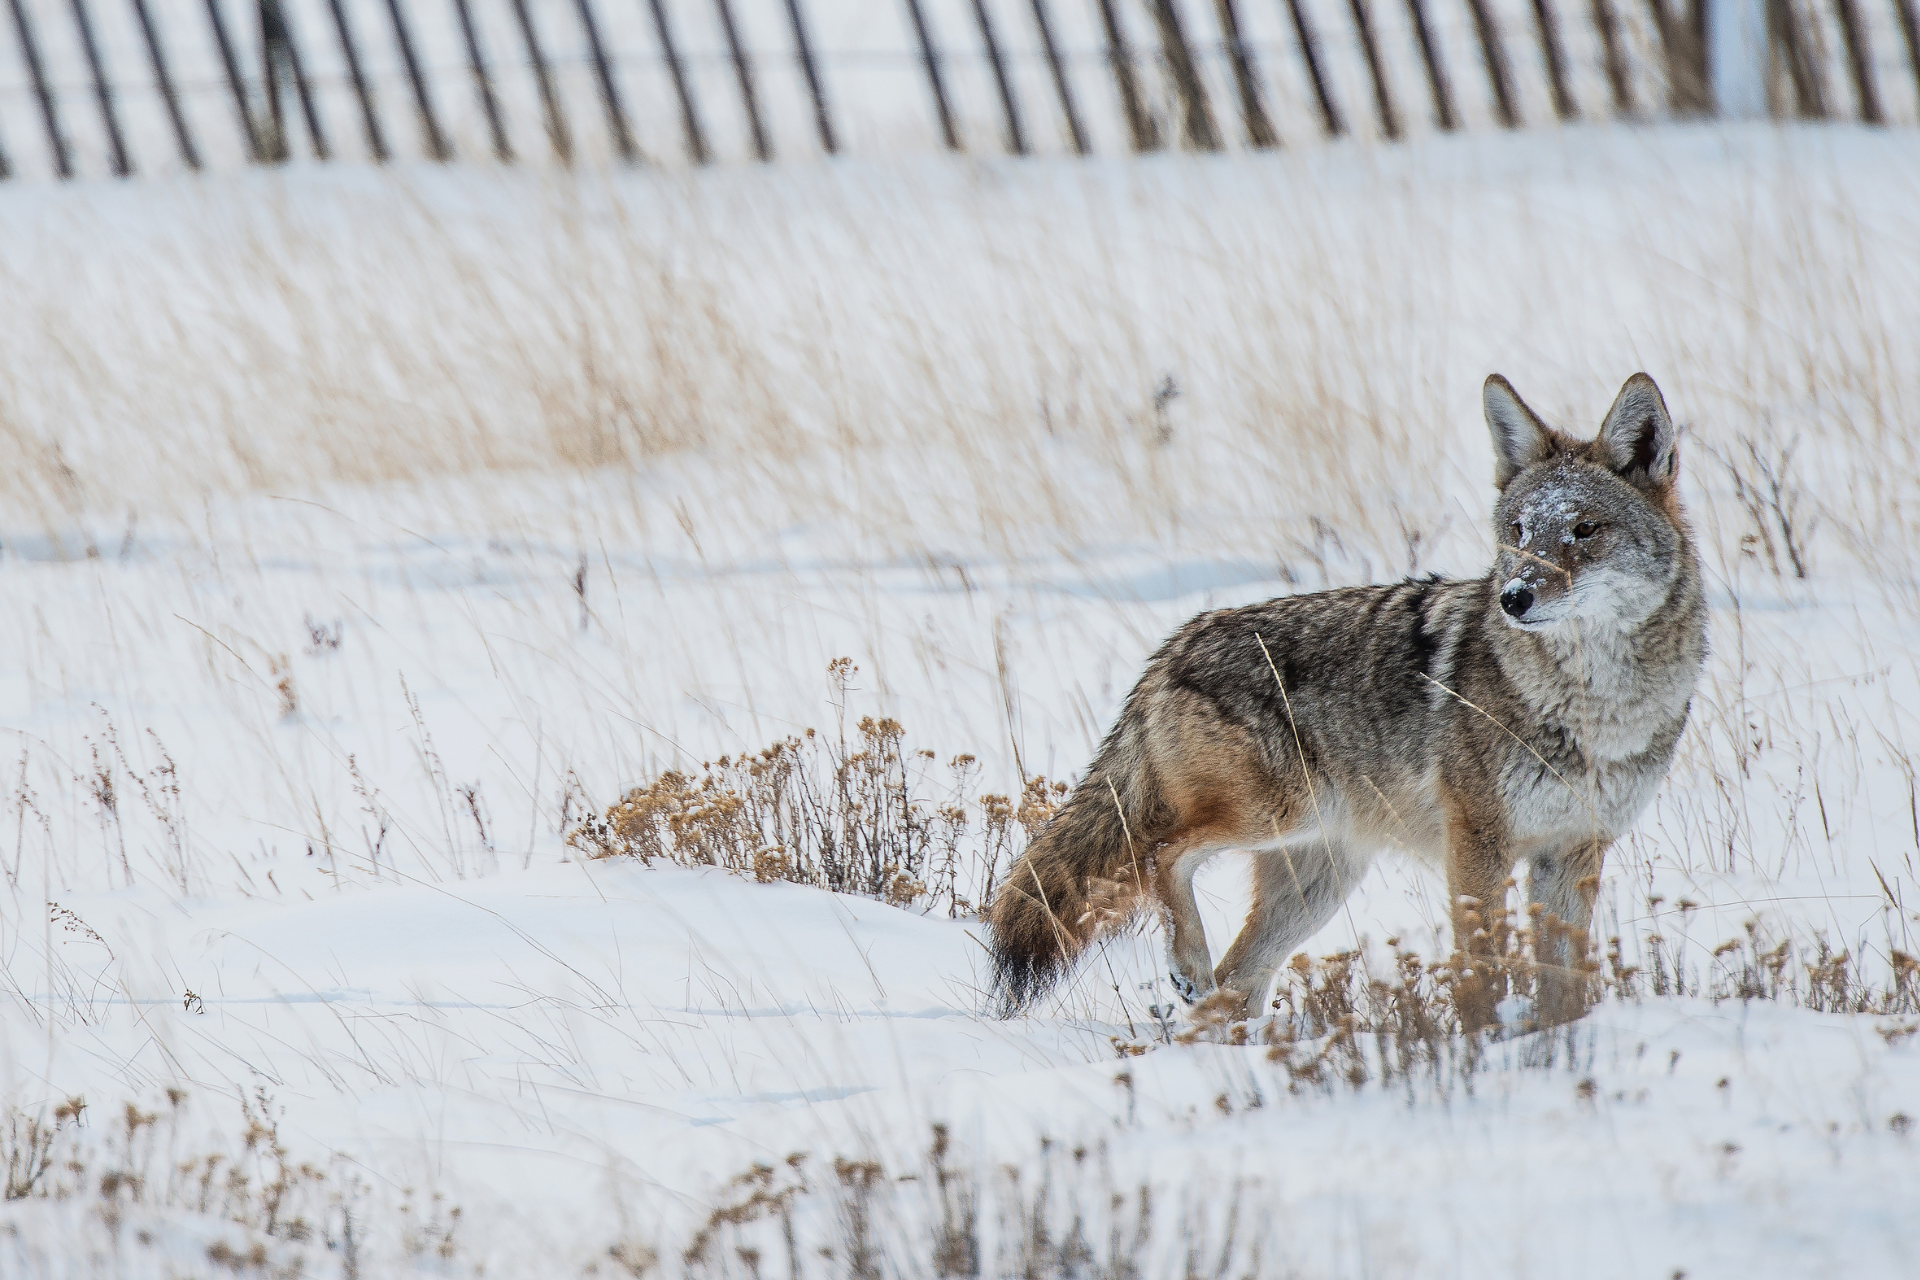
[1443,790,1512,1031]
[1528,838,1607,1025]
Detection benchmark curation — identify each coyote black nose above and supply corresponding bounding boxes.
[1500,584,1535,619]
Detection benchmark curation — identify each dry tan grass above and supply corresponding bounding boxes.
[2,129,1913,576]
[0,1086,435,1275]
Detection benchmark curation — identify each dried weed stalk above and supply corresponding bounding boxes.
[1718,434,1816,579]
[681,1127,1241,1280]
[2,1086,451,1275]
[1121,894,1920,1104]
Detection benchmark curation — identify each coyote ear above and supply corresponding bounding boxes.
[1595,373,1677,486]
[1484,375,1556,487]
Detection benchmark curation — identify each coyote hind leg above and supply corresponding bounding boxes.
[1214,839,1368,1019]
[1155,816,1312,1005]
[1154,829,1231,1003]
[1141,695,1295,1005]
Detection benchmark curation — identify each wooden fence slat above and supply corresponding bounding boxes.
[131,0,200,168]
[382,0,449,158]
[1287,0,1343,136]
[1683,0,1711,112]
[1096,0,1160,149]
[1897,0,1920,112]
[783,0,837,154]
[1768,0,1829,116]
[11,0,75,177]
[1831,0,1883,121]
[1588,0,1634,114]
[287,9,329,157]
[575,0,639,161]
[1465,0,1520,126]
[1215,0,1280,146]
[1402,0,1456,129]
[512,0,573,162]
[903,0,961,150]
[972,0,1028,153]
[71,0,132,174]
[645,0,707,162]
[326,0,387,161]
[450,0,510,161]
[714,0,770,159]
[204,0,263,160]
[1531,0,1577,119]
[1149,0,1221,150]
[1647,0,1711,112]
[1347,0,1401,138]
[261,0,330,161]
[260,0,286,157]
[1029,0,1089,153]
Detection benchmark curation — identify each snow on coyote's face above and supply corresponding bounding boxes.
[1487,373,1686,637]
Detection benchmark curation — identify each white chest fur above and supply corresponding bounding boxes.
[1501,750,1666,846]
[1497,619,1696,846]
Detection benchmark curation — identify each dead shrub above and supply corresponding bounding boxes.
[569,660,1061,915]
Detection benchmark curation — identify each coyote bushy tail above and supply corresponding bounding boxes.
[986,729,1162,1014]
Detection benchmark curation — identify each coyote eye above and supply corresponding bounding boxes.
[1573,520,1600,538]
[1509,521,1522,542]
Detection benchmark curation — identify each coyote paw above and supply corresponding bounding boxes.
[1169,970,1201,1004]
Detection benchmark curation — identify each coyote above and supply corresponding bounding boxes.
[987,374,1705,1024]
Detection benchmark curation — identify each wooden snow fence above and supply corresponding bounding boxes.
[0,0,1913,178]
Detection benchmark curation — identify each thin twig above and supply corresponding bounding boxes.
[1255,635,1360,943]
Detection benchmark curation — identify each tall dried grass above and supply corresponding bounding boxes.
[2,128,1914,576]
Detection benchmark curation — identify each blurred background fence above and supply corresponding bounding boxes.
[0,0,1914,178]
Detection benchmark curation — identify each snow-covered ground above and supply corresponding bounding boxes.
[2,124,1919,1275]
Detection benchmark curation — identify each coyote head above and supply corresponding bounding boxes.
[1481,373,1685,633]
